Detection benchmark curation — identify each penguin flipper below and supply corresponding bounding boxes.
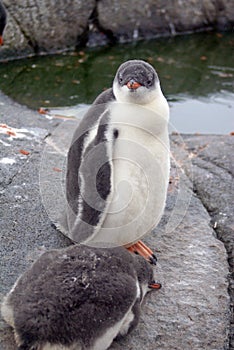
[65,101,114,244]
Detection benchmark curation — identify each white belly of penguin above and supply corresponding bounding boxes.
[91,101,170,247]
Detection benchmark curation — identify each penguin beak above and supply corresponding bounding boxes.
[126,240,157,265]
[148,281,161,290]
[0,36,3,45]
[126,80,142,90]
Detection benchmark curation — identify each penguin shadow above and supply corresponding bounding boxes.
[1,245,159,350]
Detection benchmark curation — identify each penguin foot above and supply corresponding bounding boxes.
[127,240,157,265]
[149,281,162,289]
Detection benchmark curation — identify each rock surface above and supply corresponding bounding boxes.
[0,0,95,58]
[0,0,234,59]
[0,91,232,349]
[97,0,233,42]
[173,133,234,349]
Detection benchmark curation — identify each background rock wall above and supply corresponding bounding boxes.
[1,0,95,58]
[0,0,234,59]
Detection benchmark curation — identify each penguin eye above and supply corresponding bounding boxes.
[118,75,123,83]
[147,79,152,86]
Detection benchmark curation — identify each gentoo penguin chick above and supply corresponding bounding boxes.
[0,1,7,45]
[1,245,158,350]
[59,59,170,264]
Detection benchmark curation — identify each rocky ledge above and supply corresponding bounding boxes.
[0,0,234,59]
[0,91,233,349]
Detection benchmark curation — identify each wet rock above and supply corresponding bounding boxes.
[1,0,95,58]
[1,0,234,59]
[97,0,234,42]
[0,93,232,349]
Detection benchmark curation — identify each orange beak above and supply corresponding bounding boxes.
[126,80,141,89]
[0,36,3,45]
[149,281,162,289]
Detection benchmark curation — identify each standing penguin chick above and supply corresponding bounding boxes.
[59,60,170,263]
[0,1,7,45]
[1,245,158,350]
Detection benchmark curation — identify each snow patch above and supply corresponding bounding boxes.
[0,123,40,141]
[0,157,16,165]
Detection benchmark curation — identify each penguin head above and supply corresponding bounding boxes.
[113,60,160,105]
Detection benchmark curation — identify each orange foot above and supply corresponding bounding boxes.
[127,240,157,265]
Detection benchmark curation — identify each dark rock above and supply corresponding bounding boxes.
[0,0,95,58]
[0,94,232,349]
[0,0,234,59]
[97,0,234,43]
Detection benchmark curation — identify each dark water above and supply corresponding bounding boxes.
[0,32,233,133]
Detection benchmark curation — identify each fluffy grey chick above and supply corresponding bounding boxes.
[1,245,158,350]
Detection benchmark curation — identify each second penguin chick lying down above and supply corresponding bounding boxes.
[1,245,157,350]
